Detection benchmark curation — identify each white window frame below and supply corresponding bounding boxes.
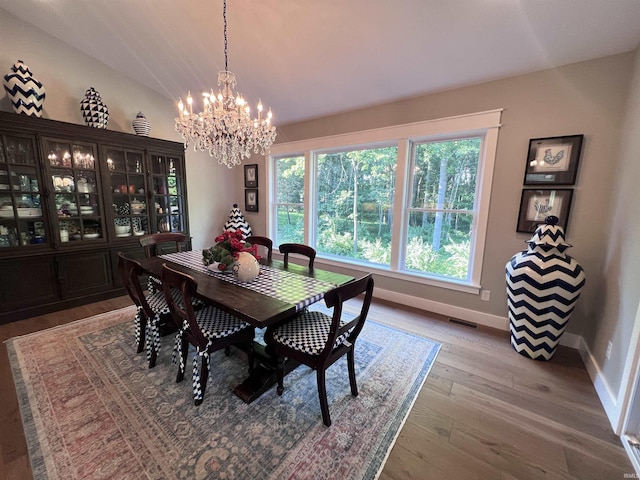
[268,109,502,293]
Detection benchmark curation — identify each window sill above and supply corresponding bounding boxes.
[278,253,481,295]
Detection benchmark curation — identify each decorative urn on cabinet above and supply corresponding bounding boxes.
[132,111,151,136]
[80,87,109,128]
[505,216,586,360]
[3,60,46,117]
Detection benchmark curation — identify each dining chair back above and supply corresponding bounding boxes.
[246,235,273,261]
[117,252,175,368]
[161,263,255,405]
[265,273,374,426]
[279,243,316,269]
[139,232,187,258]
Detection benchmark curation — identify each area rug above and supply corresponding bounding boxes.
[7,306,440,480]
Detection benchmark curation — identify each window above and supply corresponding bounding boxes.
[316,146,396,265]
[405,138,482,281]
[273,155,305,244]
[269,110,501,292]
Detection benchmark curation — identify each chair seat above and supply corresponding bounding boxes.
[195,306,253,340]
[271,310,352,356]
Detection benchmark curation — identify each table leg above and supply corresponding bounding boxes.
[233,340,300,403]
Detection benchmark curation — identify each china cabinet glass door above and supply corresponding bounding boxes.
[0,134,47,248]
[150,153,186,234]
[45,138,104,242]
[105,147,148,238]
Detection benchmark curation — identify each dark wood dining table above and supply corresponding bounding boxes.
[137,250,355,402]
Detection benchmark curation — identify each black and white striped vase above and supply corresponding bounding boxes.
[505,216,586,360]
[80,87,109,128]
[132,111,151,136]
[3,60,46,117]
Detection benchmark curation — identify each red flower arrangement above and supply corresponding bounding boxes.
[202,230,259,271]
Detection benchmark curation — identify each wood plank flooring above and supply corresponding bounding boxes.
[0,296,633,479]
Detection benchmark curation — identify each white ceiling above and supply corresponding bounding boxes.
[3,0,640,125]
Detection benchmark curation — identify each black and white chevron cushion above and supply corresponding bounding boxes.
[271,310,353,356]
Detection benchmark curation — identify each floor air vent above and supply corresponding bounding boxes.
[448,317,478,329]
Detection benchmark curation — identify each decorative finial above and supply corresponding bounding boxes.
[545,215,559,225]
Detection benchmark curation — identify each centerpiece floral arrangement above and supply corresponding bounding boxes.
[202,230,259,272]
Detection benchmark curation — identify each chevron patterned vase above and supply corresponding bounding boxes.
[505,216,585,360]
[3,60,46,117]
[223,203,252,238]
[80,87,109,128]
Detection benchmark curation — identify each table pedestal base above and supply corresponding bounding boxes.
[233,341,300,404]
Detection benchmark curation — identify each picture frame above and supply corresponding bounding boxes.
[244,164,258,188]
[245,188,259,212]
[523,134,584,185]
[516,188,573,233]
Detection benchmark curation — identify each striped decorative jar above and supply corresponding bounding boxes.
[132,111,151,136]
[505,216,585,360]
[3,60,46,117]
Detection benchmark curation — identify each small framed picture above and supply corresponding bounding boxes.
[244,164,258,188]
[516,189,573,233]
[245,188,259,212]
[523,135,584,185]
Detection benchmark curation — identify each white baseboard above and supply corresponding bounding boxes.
[374,287,509,331]
[576,335,622,433]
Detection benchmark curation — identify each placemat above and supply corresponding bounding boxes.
[159,250,336,310]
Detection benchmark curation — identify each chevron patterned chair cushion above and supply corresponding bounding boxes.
[271,310,353,356]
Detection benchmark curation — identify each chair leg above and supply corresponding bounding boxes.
[316,369,331,427]
[347,348,358,397]
[276,356,285,396]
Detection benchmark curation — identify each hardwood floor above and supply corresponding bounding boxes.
[0,296,633,479]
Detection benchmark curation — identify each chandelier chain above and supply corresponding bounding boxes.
[223,0,228,72]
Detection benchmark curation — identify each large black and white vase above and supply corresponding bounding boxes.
[223,203,252,237]
[132,111,151,136]
[505,216,586,360]
[3,60,46,117]
[80,87,109,128]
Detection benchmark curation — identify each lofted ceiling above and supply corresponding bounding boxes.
[2,0,640,125]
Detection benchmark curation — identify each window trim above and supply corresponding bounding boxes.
[268,109,502,293]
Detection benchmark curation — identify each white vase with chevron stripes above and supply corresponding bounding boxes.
[3,60,46,117]
[506,216,585,360]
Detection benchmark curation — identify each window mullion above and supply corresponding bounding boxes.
[390,139,410,271]
[303,150,314,246]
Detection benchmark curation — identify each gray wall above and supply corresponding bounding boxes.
[0,9,237,250]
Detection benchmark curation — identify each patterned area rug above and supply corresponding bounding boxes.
[7,306,440,480]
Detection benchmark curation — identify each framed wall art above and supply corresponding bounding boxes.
[245,188,258,212]
[516,188,573,233]
[244,164,258,188]
[523,134,584,185]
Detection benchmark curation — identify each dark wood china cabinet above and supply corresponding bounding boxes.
[0,111,190,324]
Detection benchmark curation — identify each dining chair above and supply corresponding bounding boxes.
[117,252,182,368]
[161,263,256,405]
[279,243,316,269]
[140,232,187,258]
[246,235,273,261]
[265,273,374,426]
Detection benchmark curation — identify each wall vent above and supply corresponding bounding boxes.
[447,317,478,329]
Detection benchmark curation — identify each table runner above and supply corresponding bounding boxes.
[159,250,337,311]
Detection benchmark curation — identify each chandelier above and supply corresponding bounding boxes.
[175,0,276,168]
